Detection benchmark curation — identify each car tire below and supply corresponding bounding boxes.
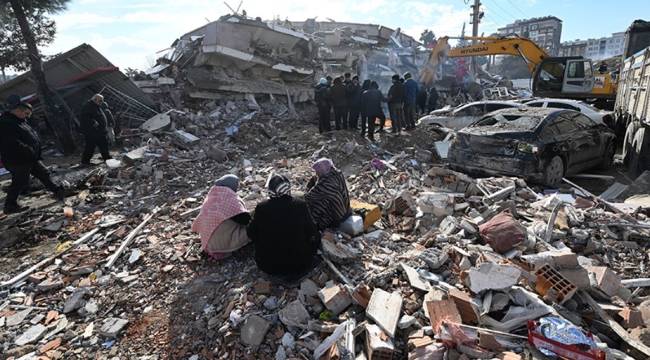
[544,156,565,186]
[599,141,615,170]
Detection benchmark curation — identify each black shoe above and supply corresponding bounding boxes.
[4,203,28,214]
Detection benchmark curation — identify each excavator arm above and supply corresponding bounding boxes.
[419,36,549,86]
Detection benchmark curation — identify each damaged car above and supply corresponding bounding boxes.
[448,108,616,185]
[417,100,523,130]
[523,98,614,126]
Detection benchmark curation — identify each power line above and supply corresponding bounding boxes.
[484,0,519,22]
[505,0,528,18]
[483,10,510,26]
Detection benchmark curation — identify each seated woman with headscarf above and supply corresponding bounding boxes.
[305,158,352,231]
[247,174,320,278]
[192,175,251,260]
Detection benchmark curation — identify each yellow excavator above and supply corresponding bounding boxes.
[420,36,617,105]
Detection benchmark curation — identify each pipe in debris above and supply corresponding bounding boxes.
[1,228,100,288]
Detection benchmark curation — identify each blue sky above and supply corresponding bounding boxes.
[42,0,649,70]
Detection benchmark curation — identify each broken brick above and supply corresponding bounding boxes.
[535,264,577,304]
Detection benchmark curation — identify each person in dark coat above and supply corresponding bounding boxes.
[403,72,419,130]
[329,77,347,130]
[0,95,64,213]
[345,76,362,130]
[314,78,331,133]
[387,74,405,134]
[247,174,320,279]
[427,86,439,112]
[343,72,352,86]
[416,82,428,115]
[80,94,113,165]
[360,81,385,141]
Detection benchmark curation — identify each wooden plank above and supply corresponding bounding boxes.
[400,263,431,292]
[105,213,154,268]
[366,289,402,338]
[582,291,650,358]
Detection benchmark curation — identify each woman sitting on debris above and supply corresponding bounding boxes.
[305,158,351,231]
[192,175,251,260]
[247,174,320,279]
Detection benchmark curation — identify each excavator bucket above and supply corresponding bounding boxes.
[419,37,451,86]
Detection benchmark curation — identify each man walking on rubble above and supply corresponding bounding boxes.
[329,77,348,130]
[360,81,385,141]
[403,73,419,130]
[345,75,362,130]
[387,74,405,134]
[80,94,113,166]
[314,78,331,133]
[0,95,65,214]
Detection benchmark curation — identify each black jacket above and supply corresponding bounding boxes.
[329,83,347,108]
[360,89,384,116]
[247,196,319,276]
[80,100,109,135]
[0,111,41,166]
[346,83,362,110]
[314,84,330,108]
[387,82,405,104]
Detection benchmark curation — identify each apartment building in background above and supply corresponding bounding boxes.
[497,16,563,55]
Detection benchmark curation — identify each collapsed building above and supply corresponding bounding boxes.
[141,14,427,104]
[0,44,157,128]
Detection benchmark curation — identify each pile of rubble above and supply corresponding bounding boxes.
[0,93,649,360]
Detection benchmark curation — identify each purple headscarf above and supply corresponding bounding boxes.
[312,158,334,177]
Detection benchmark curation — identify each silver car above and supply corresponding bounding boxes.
[524,98,613,125]
[417,100,523,130]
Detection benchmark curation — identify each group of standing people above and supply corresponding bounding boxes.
[1,93,116,214]
[314,72,439,141]
[192,158,352,281]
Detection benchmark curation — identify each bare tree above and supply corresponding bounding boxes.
[8,0,75,154]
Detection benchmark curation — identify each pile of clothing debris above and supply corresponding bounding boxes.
[0,94,649,360]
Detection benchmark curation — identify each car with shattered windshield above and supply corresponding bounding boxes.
[447,108,616,186]
[417,100,523,130]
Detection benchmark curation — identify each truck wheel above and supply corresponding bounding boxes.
[544,156,565,186]
[599,141,615,169]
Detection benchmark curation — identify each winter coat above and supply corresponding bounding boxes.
[329,83,347,108]
[305,169,351,231]
[0,111,42,166]
[404,78,418,104]
[345,83,363,110]
[314,84,330,108]
[247,196,319,276]
[387,82,405,104]
[360,89,384,116]
[80,100,110,136]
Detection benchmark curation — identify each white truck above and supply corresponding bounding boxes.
[616,20,650,175]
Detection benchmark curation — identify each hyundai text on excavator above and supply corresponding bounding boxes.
[419,36,618,107]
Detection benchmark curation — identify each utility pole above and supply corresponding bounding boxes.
[469,0,483,74]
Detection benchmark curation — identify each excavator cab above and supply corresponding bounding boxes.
[533,57,595,98]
